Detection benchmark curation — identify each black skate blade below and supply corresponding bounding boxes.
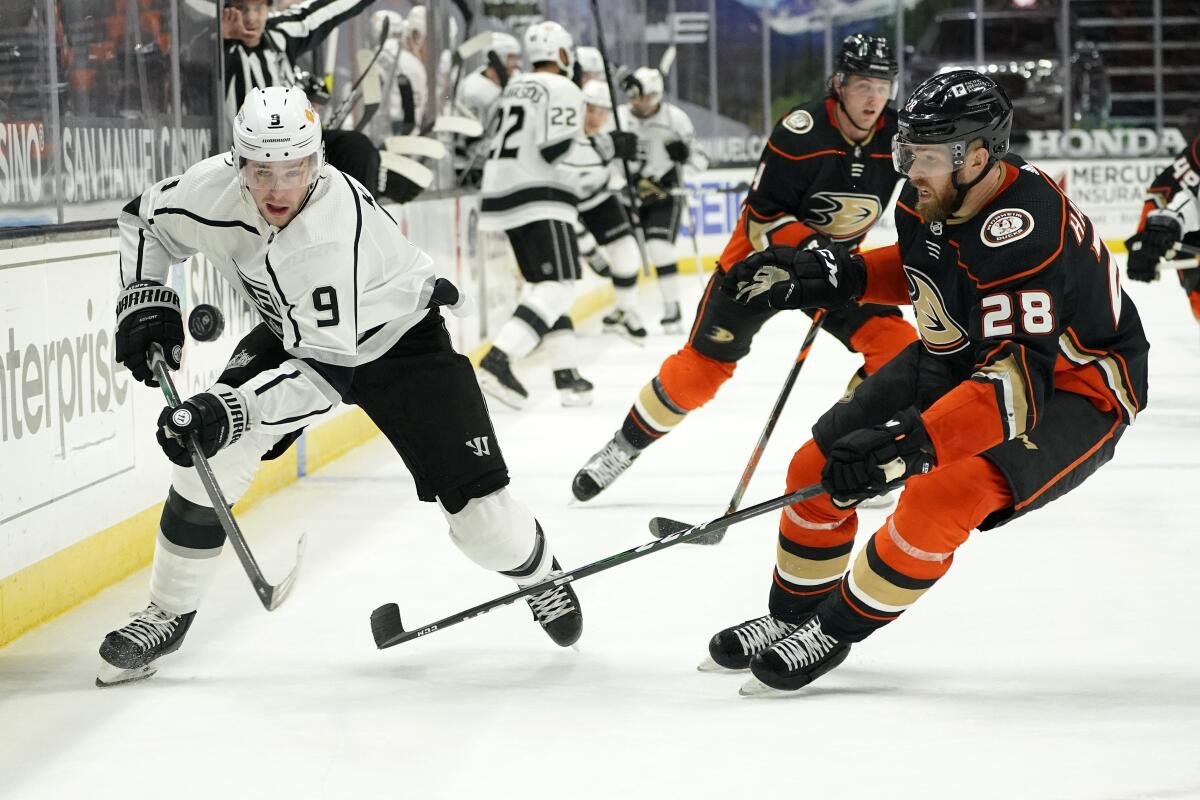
[370,602,405,648]
[648,517,726,546]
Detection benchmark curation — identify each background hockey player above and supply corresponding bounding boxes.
[559,79,647,343]
[454,32,523,186]
[708,71,1149,695]
[475,21,636,410]
[617,65,708,332]
[97,87,582,686]
[375,5,428,135]
[572,36,916,503]
[221,0,424,204]
[1125,126,1200,338]
[576,46,604,85]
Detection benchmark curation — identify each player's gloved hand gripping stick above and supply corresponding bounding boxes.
[149,343,305,611]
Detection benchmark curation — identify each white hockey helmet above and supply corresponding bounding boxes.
[490,32,522,61]
[576,46,603,76]
[406,5,425,40]
[582,79,612,109]
[371,9,404,42]
[623,66,664,102]
[232,86,323,189]
[523,20,574,74]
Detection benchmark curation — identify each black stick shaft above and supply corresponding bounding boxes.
[373,482,825,649]
[725,309,825,516]
[588,0,652,276]
[150,346,301,611]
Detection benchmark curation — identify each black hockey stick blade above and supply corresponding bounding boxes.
[649,516,722,546]
[371,602,404,646]
[371,483,825,650]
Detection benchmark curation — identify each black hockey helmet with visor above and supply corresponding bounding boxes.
[894,70,1013,210]
[833,34,899,101]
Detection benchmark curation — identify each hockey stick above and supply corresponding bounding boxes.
[150,345,305,611]
[1158,241,1200,270]
[588,0,653,278]
[370,482,825,649]
[353,47,384,132]
[328,15,391,129]
[649,310,826,546]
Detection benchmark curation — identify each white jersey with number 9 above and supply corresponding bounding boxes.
[479,70,585,230]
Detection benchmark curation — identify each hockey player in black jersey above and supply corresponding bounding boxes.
[572,35,917,502]
[712,70,1149,694]
[96,87,582,686]
[1125,128,1200,335]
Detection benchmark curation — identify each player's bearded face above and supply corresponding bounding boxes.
[242,155,317,226]
[839,75,891,129]
[897,142,957,223]
[631,94,659,117]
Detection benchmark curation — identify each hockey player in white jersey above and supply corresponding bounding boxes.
[96,87,582,687]
[559,79,646,343]
[375,5,428,134]
[454,32,522,186]
[476,21,636,409]
[618,67,708,332]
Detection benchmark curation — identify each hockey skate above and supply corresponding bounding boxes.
[478,347,529,410]
[739,616,851,696]
[522,559,583,647]
[571,433,640,501]
[96,603,196,687]
[660,302,684,334]
[554,368,594,407]
[602,308,647,345]
[700,614,798,672]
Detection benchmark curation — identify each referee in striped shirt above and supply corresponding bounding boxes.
[222,0,424,202]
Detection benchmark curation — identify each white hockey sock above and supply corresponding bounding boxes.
[149,532,222,616]
[544,316,578,372]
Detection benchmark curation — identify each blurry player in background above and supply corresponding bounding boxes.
[572,36,915,503]
[710,71,1148,695]
[560,79,647,343]
[454,32,523,186]
[1125,127,1200,338]
[97,87,582,686]
[476,21,635,410]
[618,66,708,332]
[375,5,428,135]
[576,46,604,84]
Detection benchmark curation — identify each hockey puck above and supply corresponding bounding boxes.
[188,303,225,342]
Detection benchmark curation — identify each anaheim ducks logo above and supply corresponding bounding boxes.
[905,267,969,354]
[806,193,882,241]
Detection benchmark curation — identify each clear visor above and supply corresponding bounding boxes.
[240,153,319,191]
[892,139,963,179]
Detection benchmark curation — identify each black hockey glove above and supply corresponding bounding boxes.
[115,281,184,387]
[156,386,248,467]
[721,243,864,311]
[379,168,424,204]
[821,407,936,506]
[665,139,690,163]
[610,131,639,161]
[1126,213,1183,282]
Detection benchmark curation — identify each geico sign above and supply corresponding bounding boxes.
[1024,128,1188,159]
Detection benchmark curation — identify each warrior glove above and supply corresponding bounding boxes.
[115,281,184,387]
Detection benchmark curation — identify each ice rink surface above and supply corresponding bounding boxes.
[2,263,1198,800]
